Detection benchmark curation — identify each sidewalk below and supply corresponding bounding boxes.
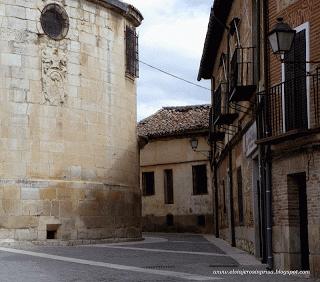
[203,235,264,266]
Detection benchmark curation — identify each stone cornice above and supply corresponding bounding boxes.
[87,0,143,27]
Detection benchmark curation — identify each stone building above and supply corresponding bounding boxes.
[198,0,320,278]
[198,0,260,256]
[0,0,143,242]
[137,105,213,233]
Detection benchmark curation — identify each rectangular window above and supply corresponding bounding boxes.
[164,169,174,204]
[222,180,226,214]
[192,165,208,195]
[237,167,244,225]
[125,26,139,78]
[284,28,308,131]
[142,172,154,196]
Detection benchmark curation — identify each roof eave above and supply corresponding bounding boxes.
[197,0,233,81]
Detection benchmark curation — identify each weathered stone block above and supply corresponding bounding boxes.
[3,186,20,200]
[15,228,37,241]
[21,188,39,200]
[40,188,56,200]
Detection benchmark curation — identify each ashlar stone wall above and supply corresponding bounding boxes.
[0,0,142,242]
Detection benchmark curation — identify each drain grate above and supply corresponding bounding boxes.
[144,265,175,270]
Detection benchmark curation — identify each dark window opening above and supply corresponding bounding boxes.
[164,169,174,204]
[166,214,174,226]
[284,29,308,131]
[142,172,155,196]
[192,165,208,195]
[46,224,59,240]
[41,4,69,40]
[125,26,139,78]
[197,215,206,226]
[47,230,56,239]
[222,180,227,214]
[237,167,244,226]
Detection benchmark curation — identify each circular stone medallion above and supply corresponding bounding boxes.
[41,4,69,40]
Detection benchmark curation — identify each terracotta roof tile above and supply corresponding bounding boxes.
[137,104,210,138]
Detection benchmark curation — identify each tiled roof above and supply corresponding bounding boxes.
[137,105,210,139]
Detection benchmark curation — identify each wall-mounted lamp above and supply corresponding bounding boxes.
[268,17,320,65]
[190,137,199,151]
[189,137,212,160]
[268,17,296,55]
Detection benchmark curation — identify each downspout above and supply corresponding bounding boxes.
[262,0,273,270]
[255,0,268,263]
[227,30,236,247]
[211,77,220,238]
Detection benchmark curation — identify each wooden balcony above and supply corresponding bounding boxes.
[229,47,256,102]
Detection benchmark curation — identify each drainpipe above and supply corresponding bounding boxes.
[227,30,236,247]
[262,0,273,270]
[212,77,220,238]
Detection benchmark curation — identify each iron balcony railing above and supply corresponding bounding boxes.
[229,47,256,102]
[213,83,228,122]
[257,68,320,140]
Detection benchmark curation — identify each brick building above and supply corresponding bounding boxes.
[258,0,320,277]
[198,0,320,278]
[137,105,213,233]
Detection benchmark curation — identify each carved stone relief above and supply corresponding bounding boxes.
[40,41,68,106]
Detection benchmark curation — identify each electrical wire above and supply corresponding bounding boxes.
[138,60,211,92]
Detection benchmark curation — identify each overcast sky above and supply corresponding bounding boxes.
[127,0,213,121]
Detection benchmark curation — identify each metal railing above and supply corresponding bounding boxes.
[229,47,255,94]
[257,68,320,139]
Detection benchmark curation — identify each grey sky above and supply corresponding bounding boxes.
[127,0,213,120]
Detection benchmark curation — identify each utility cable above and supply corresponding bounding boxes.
[139,60,211,92]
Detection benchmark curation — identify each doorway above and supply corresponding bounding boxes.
[288,172,309,270]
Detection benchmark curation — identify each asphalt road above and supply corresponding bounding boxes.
[0,233,315,281]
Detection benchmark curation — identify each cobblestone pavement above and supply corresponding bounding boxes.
[0,233,316,281]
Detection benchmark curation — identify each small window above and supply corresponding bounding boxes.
[125,26,139,78]
[166,214,174,226]
[222,180,227,214]
[142,172,155,196]
[164,169,174,204]
[192,165,208,195]
[197,215,206,226]
[41,4,69,40]
[237,167,244,225]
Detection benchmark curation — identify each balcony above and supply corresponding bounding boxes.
[257,68,320,143]
[213,83,238,126]
[229,47,256,102]
[209,108,225,142]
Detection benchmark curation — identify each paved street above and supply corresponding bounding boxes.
[0,233,315,281]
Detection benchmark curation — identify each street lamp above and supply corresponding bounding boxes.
[268,17,296,55]
[190,137,199,151]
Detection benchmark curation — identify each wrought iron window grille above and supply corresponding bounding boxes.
[125,26,139,78]
[40,4,69,40]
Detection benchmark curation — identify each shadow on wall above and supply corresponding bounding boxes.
[142,214,214,234]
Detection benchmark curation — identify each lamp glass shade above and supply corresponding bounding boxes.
[268,18,296,55]
[190,138,198,150]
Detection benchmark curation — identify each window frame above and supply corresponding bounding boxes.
[281,22,310,131]
[192,164,208,195]
[142,171,155,197]
[125,26,139,78]
[164,169,174,204]
[237,167,244,226]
